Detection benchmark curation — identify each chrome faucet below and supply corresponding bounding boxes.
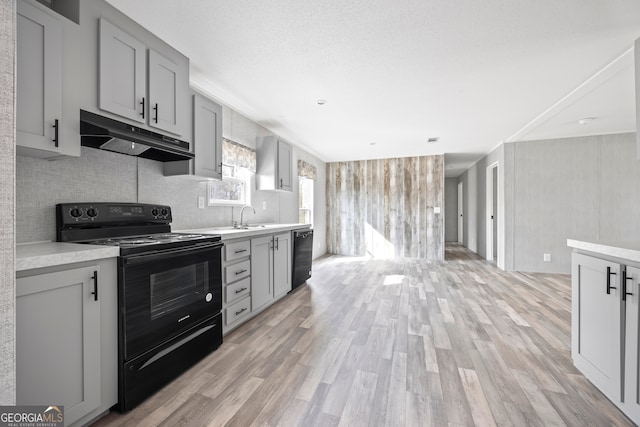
[237,205,256,228]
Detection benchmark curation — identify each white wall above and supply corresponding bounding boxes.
[508,133,639,273]
[459,132,639,274]
[0,0,15,405]
[458,144,505,269]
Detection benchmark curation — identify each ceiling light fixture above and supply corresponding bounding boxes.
[316,99,327,105]
[577,117,596,125]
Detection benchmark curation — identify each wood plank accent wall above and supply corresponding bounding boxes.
[326,155,444,259]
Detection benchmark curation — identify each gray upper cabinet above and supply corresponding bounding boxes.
[148,49,185,134]
[164,93,223,179]
[16,0,65,158]
[99,18,146,124]
[99,18,188,136]
[256,135,293,191]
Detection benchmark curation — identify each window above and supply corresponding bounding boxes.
[208,165,251,206]
[299,176,314,226]
[208,138,256,206]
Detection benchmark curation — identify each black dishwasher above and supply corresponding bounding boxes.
[292,229,314,290]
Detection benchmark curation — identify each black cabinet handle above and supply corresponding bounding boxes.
[275,237,279,250]
[235,249,248,254]
[153,103,158,123]
[280,178,283,188]
[52,119,59,147]
[235,269,247,275]
[140,97,145,119]
[235,307,247,316]
[623,269,634,301]
[235,287,247,294]
[607,266,617,294]
[91,270,98,301]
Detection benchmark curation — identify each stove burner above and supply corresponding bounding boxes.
[56,203,221,256]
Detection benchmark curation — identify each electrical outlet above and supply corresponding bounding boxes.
[198,197,205,209]
[543,253,551,262]
[262,201,267,210]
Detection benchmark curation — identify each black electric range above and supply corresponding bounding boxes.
[56,202,224,412]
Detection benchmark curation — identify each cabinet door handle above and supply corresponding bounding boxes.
[235,249,248,254]
[140,97,145,119]
[153,103,159,123]
[235,307,247,315]
[623,269,634,301]
[235,287,247,294]
[280,178,283,188]
[275,237,279,250]
[52,119,59,147]
[91,270,99,301]
[235,269,247,275]
[607,266,617,294]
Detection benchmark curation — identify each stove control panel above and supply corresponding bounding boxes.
[56,202,172,226]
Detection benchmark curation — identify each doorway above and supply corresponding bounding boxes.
[457,181,463,244]
[486,163,498,262]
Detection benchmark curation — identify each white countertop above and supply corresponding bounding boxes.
[16,242,120,272]
[178,223,311,241]
[16,224,311,271]
[567,239,640,263]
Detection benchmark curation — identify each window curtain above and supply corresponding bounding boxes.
[298,159,317,180]
[222,138,256,173]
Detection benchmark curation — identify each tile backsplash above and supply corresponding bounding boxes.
[16,147,284,243]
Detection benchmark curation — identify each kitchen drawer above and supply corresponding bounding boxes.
[225,296,251,326]
[225,240,251,262]
[224,259,250,284]
[225,277,250,304]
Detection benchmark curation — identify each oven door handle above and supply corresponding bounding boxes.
[122,242,223,265]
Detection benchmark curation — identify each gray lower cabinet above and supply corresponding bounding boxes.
[251,235,274,312]
[17,259,117,427]
[273,232,292,298]
[251,232,292,312]
[623,266,640,421]
[571,252,640,424]
[222,239,252,334]
[571,253,621,400]
[16,0,66,158]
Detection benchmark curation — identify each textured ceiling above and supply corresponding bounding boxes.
[106,0,640,176]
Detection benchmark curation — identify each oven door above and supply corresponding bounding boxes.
[119,241,223,360]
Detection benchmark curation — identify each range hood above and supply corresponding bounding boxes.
[80,110,194,162]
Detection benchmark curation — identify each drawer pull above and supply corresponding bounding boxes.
[235,307,247,316]
[606,266,617,294]
[235,287,248,294]
[235,249,248,254]
[235,269,247,275]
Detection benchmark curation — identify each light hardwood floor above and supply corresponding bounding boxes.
[94,244,633,426]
